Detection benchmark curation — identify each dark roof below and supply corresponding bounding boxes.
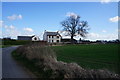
[18,35,36,38]
[45,32,60,36]
[18,36,32,38]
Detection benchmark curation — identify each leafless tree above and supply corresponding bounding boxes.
[61,14,89,43]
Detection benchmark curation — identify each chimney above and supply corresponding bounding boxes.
[44,30,46,32]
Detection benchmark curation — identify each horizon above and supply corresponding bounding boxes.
[1,2,119,41]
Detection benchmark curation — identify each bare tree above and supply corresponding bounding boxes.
[61,13,89,43]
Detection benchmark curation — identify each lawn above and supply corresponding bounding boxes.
[52,44,120,74]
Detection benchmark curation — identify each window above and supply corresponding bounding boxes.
[49,36,50,38]
[34,37,37,40]
[57,36,59,38]
[52,40,54,42]
[57,40,59,42]
[52,36,54,38]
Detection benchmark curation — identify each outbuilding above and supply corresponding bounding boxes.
[17,35,40,41]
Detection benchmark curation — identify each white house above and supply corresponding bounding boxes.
[43,31,61,43]
[18,35,40,41]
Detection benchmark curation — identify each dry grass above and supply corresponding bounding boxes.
[15,43,120,79]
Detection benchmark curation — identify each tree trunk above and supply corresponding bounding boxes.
[71,35,74,44]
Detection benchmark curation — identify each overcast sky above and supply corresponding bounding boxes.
[1,1,119,41]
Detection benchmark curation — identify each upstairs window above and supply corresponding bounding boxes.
[49,36,50,38]
[57,36,59,38]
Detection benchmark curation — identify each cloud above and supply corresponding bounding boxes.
[86,32,118,41]
[59,30,71,37]
[7,14,22,20]
[0,21,3,38]
[23,27,34,32]
[66,12,79,19]
[2,25,20,38]
[9,25,15,29]
[4,25,15,29]
[101,0,111,3]
[0,20,3,27]
[118,29,120,39]
[109,16,120,22]
[101,0,119,3]
[38,31,44,40]
[2,24,35,39]
[2,24,34,38]
[59,30,117,41]
[102,30,107,33]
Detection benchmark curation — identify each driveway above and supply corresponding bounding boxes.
[2,46,36,78]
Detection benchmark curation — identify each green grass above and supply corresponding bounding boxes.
[3,40,31,45]
[52,44,120,74]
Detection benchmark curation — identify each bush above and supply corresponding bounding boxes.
[14,43,120,79]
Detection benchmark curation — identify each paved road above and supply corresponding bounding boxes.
[2,46,36,78]
[0,48,2,79]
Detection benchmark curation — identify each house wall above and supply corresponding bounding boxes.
[47,35,61,43]
[32,36,40,41]
[43,33,47,41]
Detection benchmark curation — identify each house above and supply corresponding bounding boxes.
[43,31,61,43]
[17,35,40,41]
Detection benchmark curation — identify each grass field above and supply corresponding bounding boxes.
[52,44,120,74]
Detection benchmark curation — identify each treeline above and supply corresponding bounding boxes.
[1,39,47,45]
[2,39,32,45]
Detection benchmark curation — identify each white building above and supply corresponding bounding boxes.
[43,31,61,43]
[18,35,40,41]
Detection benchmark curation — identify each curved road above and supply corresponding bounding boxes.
[2,46,36,78]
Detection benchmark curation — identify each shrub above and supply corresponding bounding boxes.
[15,43,120,79]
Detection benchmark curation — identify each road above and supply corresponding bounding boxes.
[2,46,36,78]
[0,48,2,79]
